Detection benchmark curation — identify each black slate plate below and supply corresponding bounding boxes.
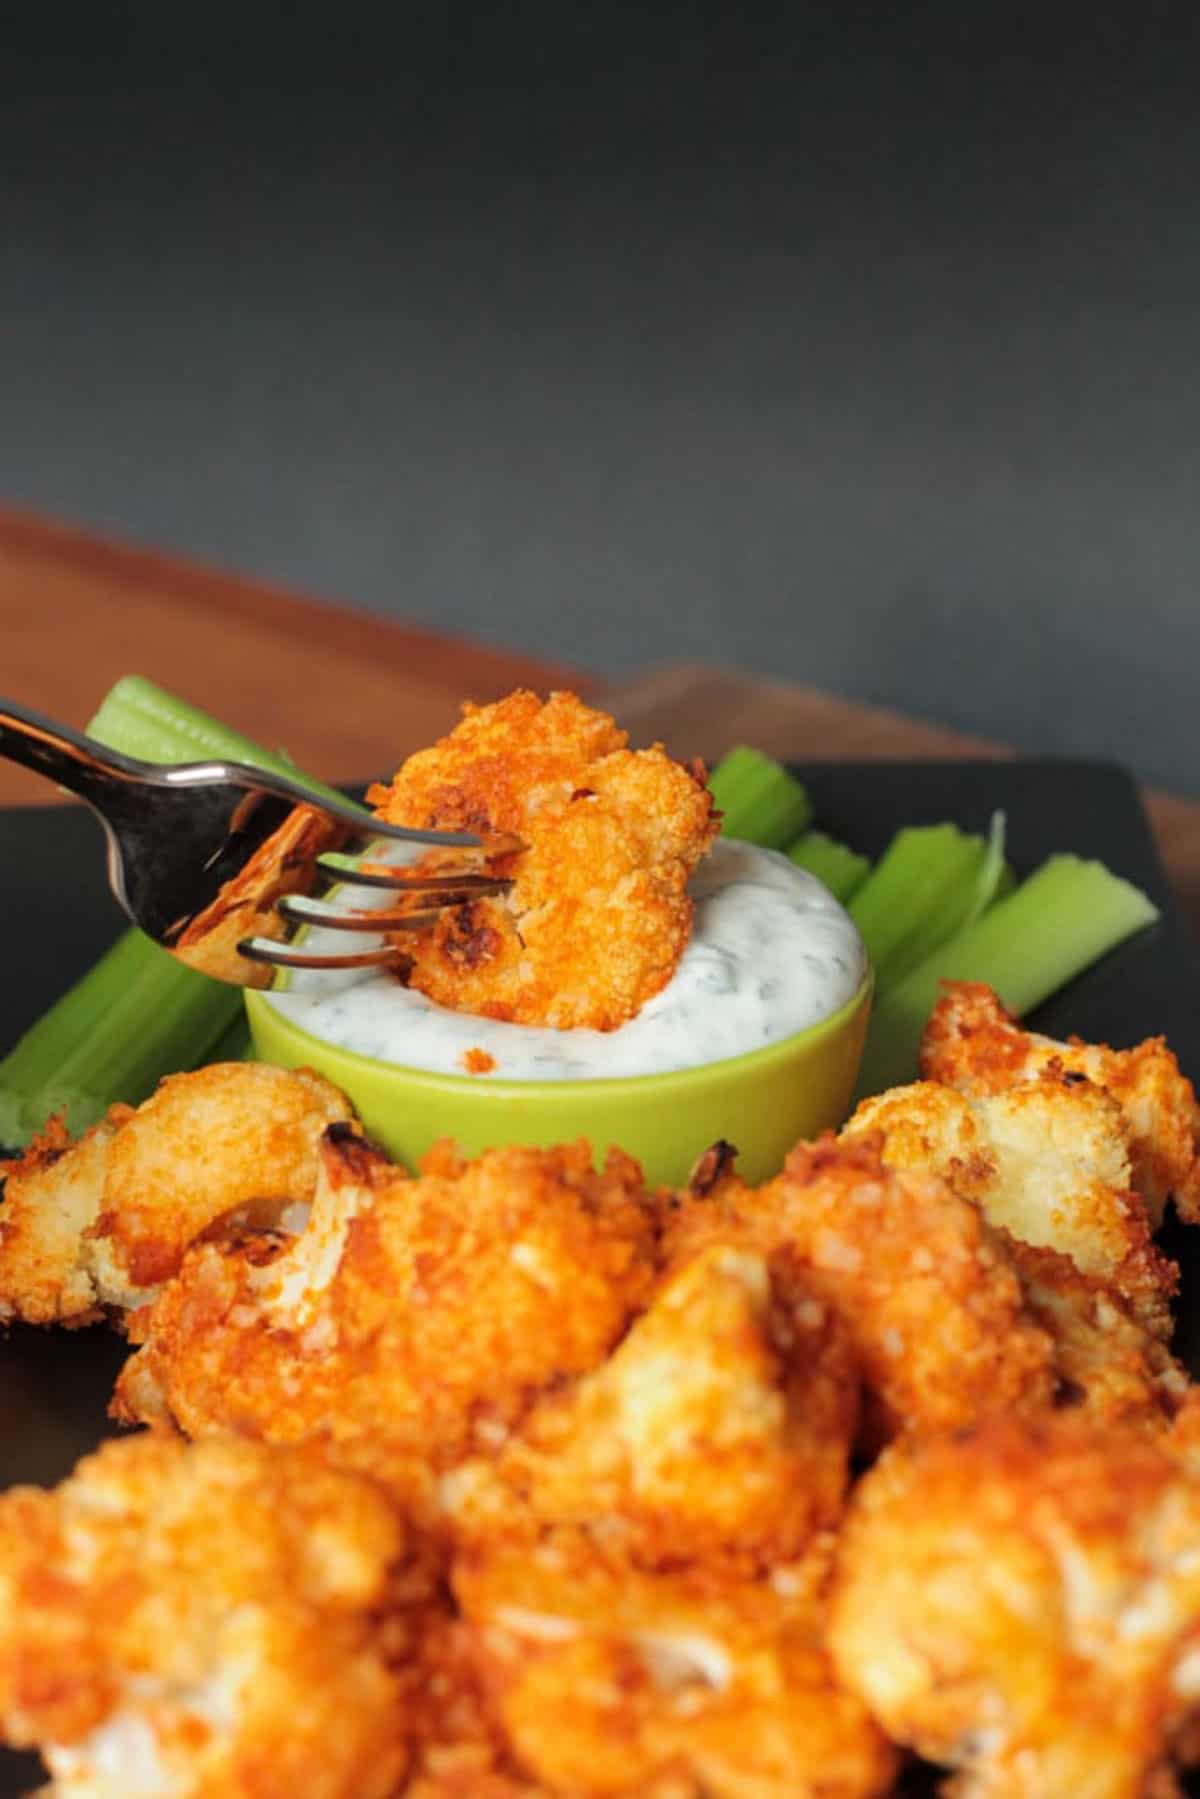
[1,760,1198,1796]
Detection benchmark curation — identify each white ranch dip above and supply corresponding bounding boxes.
[264,838,867,1081]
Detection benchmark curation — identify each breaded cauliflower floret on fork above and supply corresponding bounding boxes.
[0,1433,409,1799]
[0,1062,353,1326]
[454,1529,898,1798]
[831,1416,1200,1799]
[367,689,719,1031]
[922,980,1200,1226]
[114,1132,660,1514]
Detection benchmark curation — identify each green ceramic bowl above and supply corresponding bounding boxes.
[245,975,872,1187]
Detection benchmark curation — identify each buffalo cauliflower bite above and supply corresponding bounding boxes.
[845,1083,1190,1429]
[407,1781,549,1798]
[0,1063,353,1325]
[398,1598,557,1797]
[664,1135,1057,1444]
[922,981,1200,1226]
[831,1416,1200,1799]
[113,1133,659,1512]
[0,1433,408,1799]
[406,1778,549,1799]
[1005,1236,1189,1431]
[0,1108,130,1326]
[845,1075,1177,1338]
[453,1531,897,1798]
[445,1242,858,1571]
[366,690,718,1031]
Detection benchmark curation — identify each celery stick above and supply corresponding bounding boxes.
[87,675,355,811]
[787,831,871,903]
[993,863,1018,903]
[961,811,1008,930]
[0,929,148,1142]
[0,934,236,1144]
[854,854,1160,1099]
[0,677,341,1144]
[708,746,813,848]
[0,930,148,1119]
[849,824,987,988]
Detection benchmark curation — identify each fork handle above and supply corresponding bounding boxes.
[0,697,519,856]
[0,698,137,802]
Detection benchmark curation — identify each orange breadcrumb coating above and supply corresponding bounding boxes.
[846,1074,1178,1339]
[398,1602,503,1795]
[14,1076,1200,1793]
[445,1241,859,1573]
[843,1072,1193,1436]
[0,1433,408,1799]
[399,1596,557,1797]
[367,690,718,1030]
[0,1107,131,1327]
[461,1047,497,1075]
[922,980,1200,1226]
[1005,1234,1190,1431]
[402,1547,890,1799]
[113,1131,660,1514]
[831,1416,1200,1797]
[6,962,1200,1796]
[664,1133,1058,1445]
[0,1062,353,1325]
[454,1530,897,1798]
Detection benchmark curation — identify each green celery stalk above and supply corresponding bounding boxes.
[0,677,339,1146]
[854,854,1160,1099]
[993,863,1019,903]
[87,675,355,811]
[787,830,872,903]
[960,811,1009,930]
[849,824,987,989]
[0,932,237,1145]
[708,746,813,848]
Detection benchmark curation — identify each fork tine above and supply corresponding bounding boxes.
[238,939,404,972]
[315,855,512,894]
[276,895,456,933]
[335,818,526,859]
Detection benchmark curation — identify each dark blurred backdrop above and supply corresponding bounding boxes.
[3,3,1199,788]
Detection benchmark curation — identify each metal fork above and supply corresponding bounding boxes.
[0,698,518,986]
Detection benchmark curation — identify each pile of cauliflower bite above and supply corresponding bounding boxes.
[0,979,1199,1798]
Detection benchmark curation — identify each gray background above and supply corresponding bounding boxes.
[3,4,1199,790]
